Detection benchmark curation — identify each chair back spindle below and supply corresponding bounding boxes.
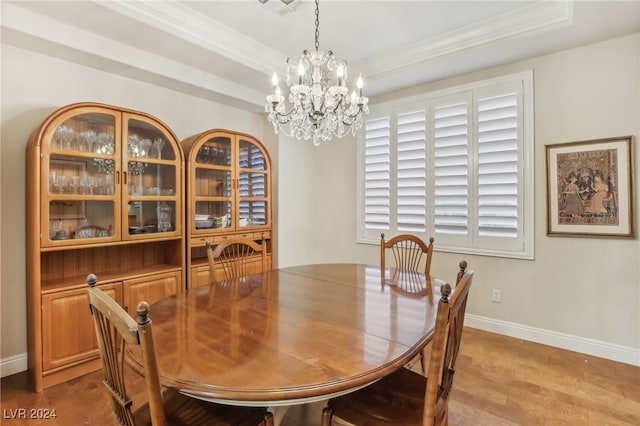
[206,237,267,283]
[380,233,435,278]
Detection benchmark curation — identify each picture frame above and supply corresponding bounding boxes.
[546,136,635,238]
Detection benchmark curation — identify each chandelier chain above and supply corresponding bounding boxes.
[314,0,320,51]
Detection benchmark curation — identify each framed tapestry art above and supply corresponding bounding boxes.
[546,136,635,238]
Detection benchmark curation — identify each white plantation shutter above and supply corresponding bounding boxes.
[363,117,391,234]
[396,110,426,232]
[433,101,469,241]
[477,93,518,238]
[357,71,533,259]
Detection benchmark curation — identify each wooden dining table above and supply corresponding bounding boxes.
[126,263,446,424]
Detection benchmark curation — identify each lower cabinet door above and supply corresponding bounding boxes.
[123,271,180,316]
[41,282,122,372]
[189,264,212,289]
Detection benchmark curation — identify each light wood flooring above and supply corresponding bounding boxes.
[2,328,639,425]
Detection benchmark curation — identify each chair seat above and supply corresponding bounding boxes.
[328,367,427,425]
[133,389,270,425]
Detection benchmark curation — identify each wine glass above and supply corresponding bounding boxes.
[70,175,80,194]
[97,132,114,154]
[57,126,75,151]
[153,138,165,160]
[57,175,68,194]
[49,170,58,193]
[52,126,68,149]
[128,134,140,157]
[139,139,152,158]
[80,130,96,153]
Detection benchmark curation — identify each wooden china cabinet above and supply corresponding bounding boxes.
[181,129,273,288]
[26,102,185,391]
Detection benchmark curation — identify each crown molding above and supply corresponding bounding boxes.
[96,0,285,75]
[1,2,267,110]
[351,0,573,80]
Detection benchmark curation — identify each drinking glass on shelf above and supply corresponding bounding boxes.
[57,126,76,151]
[80,175,90,194]
[128,134,140,157]
[139,138,152,158]
[97,132,114,154]
[57,175,68,194]
[153,138,165,159]
[79,130,96,153]
[70,176,80,194]
[52,126,67,149]
[49,170,58,193]
[64,126,77,149]
[85,176,96,195]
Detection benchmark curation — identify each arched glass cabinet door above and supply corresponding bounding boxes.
[40,107,121,247]
[121,113,182,240]
[237,136,270,229]
[192,133,233,232]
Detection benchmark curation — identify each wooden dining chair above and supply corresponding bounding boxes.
[321,261,474,426]
[205,237,267,283]
[86,274,273,426]
[381,233,435,373]
[381,233,435,280]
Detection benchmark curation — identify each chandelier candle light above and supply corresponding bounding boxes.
[265,0,369,145]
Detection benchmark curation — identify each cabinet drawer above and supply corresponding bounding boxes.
[254,231,271,241]
[211,232,270,245]
[191,236,214,247]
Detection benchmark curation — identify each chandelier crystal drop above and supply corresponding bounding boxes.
[265,0,368,145]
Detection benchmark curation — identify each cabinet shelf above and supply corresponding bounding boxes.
[40,235,182,252]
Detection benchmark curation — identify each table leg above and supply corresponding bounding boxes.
[269,405,290,426]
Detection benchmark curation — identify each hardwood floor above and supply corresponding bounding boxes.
[2,328,639,425]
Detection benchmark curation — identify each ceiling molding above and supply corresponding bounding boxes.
[351,0,573,80]
[2,2,267,110]
[95,0,285,76]
[3,0,637,112]
[92,0,574,84]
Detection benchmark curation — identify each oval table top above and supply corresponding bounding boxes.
[127,263,446,406]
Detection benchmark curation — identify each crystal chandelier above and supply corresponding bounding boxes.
[265,0,369,145]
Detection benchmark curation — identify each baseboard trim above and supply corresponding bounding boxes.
[465,314,640,367]
[2,316,638,378]
[0,353,28,378]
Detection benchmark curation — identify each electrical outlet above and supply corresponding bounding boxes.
[492,289,501,303]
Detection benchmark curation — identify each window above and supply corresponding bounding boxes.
[357,71,534,259]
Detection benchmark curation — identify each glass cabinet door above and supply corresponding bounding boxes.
[196,135,231,166]
[237,138,269,228]
[42,111,119,246]
[192,135,233,232]
[122,117,179,238]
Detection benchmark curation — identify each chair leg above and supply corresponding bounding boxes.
[321,406,333,426]
[420,349,427,375]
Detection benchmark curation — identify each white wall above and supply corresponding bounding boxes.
[2,33,639,376]
[279,34,640,363]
